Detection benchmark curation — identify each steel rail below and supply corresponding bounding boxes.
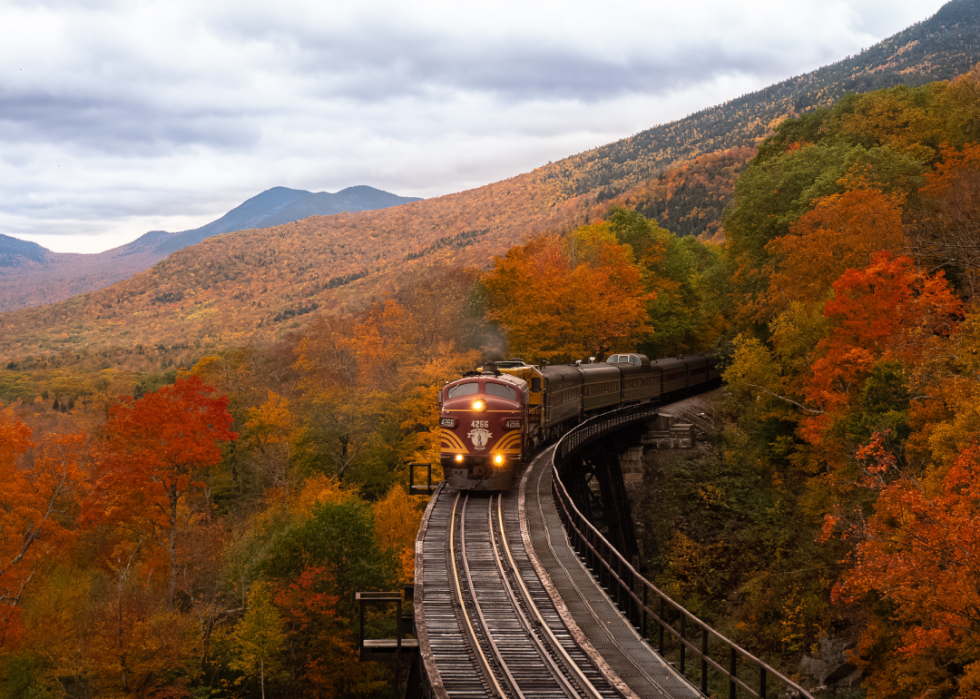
[487,494,585,699]
[459,495,525,698]
[449,493,508,698]
[494,493,609,699]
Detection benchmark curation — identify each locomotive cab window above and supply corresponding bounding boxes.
[448,383,479,398]
[485,383,517,400]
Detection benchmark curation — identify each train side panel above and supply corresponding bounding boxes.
[579,364,622,413]
[617,356,656,403]
[540,366,583,432]
[653,357,687,396]
[683,354,709,389]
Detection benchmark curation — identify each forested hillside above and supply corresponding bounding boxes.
[551,0,980,199]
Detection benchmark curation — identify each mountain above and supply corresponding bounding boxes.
[0,0,977,369]
[0,235,49,267]
[0,186,420,312]
[151,185,419,257]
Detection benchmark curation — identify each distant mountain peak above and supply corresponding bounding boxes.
[0,233,48,267]
[929,0,980,28]
[152,185,420,256]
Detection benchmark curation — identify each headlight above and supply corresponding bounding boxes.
[454,454,464,463]
[493,454,504,465]
[472,399,485,411]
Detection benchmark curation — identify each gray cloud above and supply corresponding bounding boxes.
[0,0,950,252]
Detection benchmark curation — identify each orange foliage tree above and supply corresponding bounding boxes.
[831,437,980,698]
[481,225,652,363]
[374,486,424,585]
[89,376,237,611]
[0,408,87,649]
[271,566,379,698]
[765,188,905,312]
[907,142,980,298]
[803,253,962,442]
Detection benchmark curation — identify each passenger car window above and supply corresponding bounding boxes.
[631,356,640,365]
[447,382,479,398]
[485,383,517,400]
[606,355,619,363]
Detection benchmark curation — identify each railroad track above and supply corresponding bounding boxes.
[425,488,622,699]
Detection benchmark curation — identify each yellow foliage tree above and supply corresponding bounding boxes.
[373,486,424,584]
[229,583,288,699]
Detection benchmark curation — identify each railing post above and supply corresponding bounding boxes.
[642,586,648,638]
[617,557,624,610]
[760,666,767,699]
[658,596,665,654]
[701,626,708,695]
[359,595,365,653]
[729,647,737,699]
[396,597,403,651]
[680,614,686,675]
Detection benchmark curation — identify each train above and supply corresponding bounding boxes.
[438,353,722,490]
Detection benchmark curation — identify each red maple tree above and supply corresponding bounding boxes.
[89,376,237,611]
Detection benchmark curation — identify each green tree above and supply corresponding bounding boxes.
[262,499,396,619]
[229,583,287,699]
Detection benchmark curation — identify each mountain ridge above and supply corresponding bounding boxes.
[0,185,421,312]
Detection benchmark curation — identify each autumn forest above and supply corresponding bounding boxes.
[1,36,980,699]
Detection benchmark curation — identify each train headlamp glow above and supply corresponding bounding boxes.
[454,454,464,463]
[472,399,485,411]
[493,455,504,465]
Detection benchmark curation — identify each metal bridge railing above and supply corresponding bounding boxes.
[551,405,814,699]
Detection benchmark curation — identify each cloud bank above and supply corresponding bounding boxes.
[0,0,949,252]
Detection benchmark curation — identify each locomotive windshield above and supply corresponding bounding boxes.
[448,383,479,398]
[485,383,517,400]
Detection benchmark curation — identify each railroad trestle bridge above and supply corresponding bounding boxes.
[359,404,813,699]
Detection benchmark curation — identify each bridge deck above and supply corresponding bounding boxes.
[520,447,699,699]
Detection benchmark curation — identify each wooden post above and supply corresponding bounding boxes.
[680,615,687,675]
[729,647,737,699]
[701,627,708,695]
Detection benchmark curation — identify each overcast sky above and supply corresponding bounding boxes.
[0,0,950,254]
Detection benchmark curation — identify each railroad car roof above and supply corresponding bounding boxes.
[538,365,583,383]
[651,357,687,372]
[683,355,709,370]
[578,364,621,379]
[605,353,650,366]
